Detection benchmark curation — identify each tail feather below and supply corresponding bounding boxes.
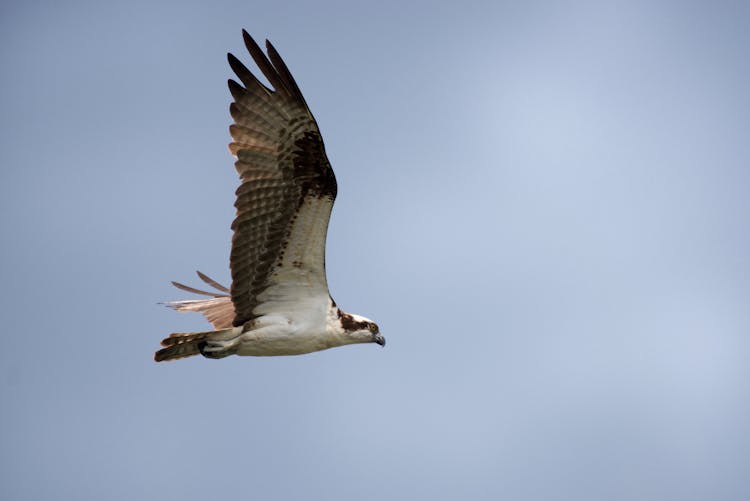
[156,272,238,362]
[155,331,212,362]
[154,328,235,362]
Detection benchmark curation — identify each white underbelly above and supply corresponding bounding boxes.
[235,326,336,356]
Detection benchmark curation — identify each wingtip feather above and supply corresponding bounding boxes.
[196,270,230,293]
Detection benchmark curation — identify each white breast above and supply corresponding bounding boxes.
[235,297,348,356]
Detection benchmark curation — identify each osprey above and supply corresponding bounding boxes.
[154,31,384,362]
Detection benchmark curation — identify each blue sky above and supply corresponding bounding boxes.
[1,1,749,499]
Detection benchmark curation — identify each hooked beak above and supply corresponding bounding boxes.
[374,333,386,347]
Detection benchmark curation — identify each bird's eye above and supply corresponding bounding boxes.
[369,323,378,333]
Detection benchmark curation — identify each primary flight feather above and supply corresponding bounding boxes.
[154,30,384,362]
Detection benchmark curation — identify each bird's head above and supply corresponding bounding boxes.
[339,312,385,347]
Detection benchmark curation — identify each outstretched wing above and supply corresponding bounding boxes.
[166,271,235,329]
[227,31,337,327]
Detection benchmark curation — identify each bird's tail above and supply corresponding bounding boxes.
[154,328,237,362]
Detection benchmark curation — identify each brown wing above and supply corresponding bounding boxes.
[227,31,337,327]
[165,271,236,329]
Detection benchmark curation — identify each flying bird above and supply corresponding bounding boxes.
[154,30,384,362]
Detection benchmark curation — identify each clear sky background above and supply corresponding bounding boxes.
[1,1,749,499]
